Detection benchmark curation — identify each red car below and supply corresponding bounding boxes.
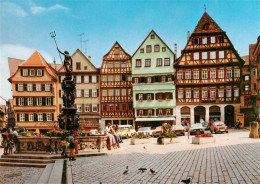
[212,121,228,133]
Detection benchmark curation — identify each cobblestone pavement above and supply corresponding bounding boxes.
[70,129,260,184]
[0,166,44,184]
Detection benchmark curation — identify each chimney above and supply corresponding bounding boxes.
[88,56,91,61]
[187,31,190,41]
[174,43,177,59]
[53,57,56,64]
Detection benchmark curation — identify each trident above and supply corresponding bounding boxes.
[50,31,63,64]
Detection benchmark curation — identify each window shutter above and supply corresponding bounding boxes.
[42,84,45,91]
[81,76,84,83]
[96,76,99,82]
[89,89,92,97]
[59,90,61,98]
[43,113,46,121]
[42,97,46,106]
[50,84,52,92]
[163,109,167,116]
[24,84,27,91]
[216,51,219,59]
[156,109,159,116]
[24,98,28,106]
[21,69,23,76]
[151,93,154,100]
[97,104,99,112]
[89,76,92,83]
[52,113,54,121]
[33,84,36,91]
[25,114,28,121]
[81,89,84,97]
[16,98,19,106]
[170,108,173,115]
[191,53,194,60]
[34,113,37,121]
[97,89,99,97]
[155,93,158,100]
[90,104,92,112]
[207,37,210,44]
[17,114,20,122]
[51,98,53,105]
[15,84,18,91]
[183,89,186,99]
[136,94,138,100]
[143,94,147,100]
[137,110,140,116]
[33,98,36,106]
[42,70,44,76]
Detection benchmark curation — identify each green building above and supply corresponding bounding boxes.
[132,30,176,128]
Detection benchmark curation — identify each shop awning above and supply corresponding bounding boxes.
[135,117,175,122]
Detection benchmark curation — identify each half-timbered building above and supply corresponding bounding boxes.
[174,12,244,127]
[100,42,134,129]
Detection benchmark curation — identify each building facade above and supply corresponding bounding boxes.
[174,12,244,127]
[100,42,134,129]
[8,51,59,133]
[56,49,101,129]
[132,30,176,128]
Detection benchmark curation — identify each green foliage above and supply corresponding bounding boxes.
[159,123,177,138]
[132,132,150,139]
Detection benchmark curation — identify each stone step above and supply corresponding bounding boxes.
[0,158,54,164]
[1,154,54,160]
[37,164,54,184]
[0,162,47,168]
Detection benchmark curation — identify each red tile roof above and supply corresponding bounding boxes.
[8,58,24,76]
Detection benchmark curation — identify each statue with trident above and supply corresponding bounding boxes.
[57,48,73,73]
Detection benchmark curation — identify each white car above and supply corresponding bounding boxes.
[138,127,153,136]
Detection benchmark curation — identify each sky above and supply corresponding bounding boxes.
[0,0,259,101]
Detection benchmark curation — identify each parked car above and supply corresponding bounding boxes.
[172,125,185,136]
[189,124,205,135]
[212,121,228,133]
[152,126,162,137]
[138,127,153,136]
[130,129,136,136]
[117,127,132,138]
[202,122,210,130]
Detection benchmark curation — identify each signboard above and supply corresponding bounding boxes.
[235,113,244,128]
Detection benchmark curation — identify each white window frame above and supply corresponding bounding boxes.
[20,114,25,122]
[36,84,41,91]
[210,70,216,79]
[85,104,90,112]
[37,69,42,76]
[23,69,28,76]
[147,93,152,100]
[210,90,216,98]
[38,114,43,121]
[29,114,34,121]
[219,89,224,98]
[45,84,50,91]
[115,89,120,96]
[115,75,120,81]
[84,76,89,83]
[92,75,97,83]
[194,90,199,98]
[30,69,35,76]
[18,98,24,106]
[134,78,139,83]
[202,37,207,44]
[136,60,141,67]
[77,90,82,97]
[202,52,207,60]
[77,104,82,112]
[108,75,113,81]
[122,89,126,96]
[234,88,239,97]
[109,89,114,96]
[218,70,224,78]
[211,36,216,44]
[18,84,24,91]
[121,62,126,68]
[76,76,81,83]
[186,90,191,99]
[27,84,33,91]
[164,58,170,66]
[219,51,224,59]
[193,71,199,79]
[128,75,132,82]
[92,104,98,112]
[92,89,97,97]
[226,89,232,97]
[202,70,207,79]
[202,91,207,98]
[177,72,182,80]
[147,77,152,83]
[234,69,240,77]
[28,97,33,106]
[115,62,120,68]
[210,52,216,59]
[185,72,191,79]
[84,89,90,97]
[47,113,52,121]
[194,52,199,60]
[102,90,107,96]
[138,94,143,100]
[36,98,42,106]
[46,97,52,106]
[227,69,232,78]
[108,62,113,68]
[178,91,183,99]
[157,58,162,66]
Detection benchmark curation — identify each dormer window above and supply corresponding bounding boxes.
[151,34,155,39]
[202,37,207,44]
[37,69,42,76]
[23,69,28,76]
[30,69,35,76]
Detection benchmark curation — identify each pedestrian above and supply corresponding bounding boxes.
[12,128,19,153]
[8,133,14,155]
[61,136,68,157]
[2,129,9,155]
[74,136,79,154]
[210,119,214,133]
[68,131,76,161]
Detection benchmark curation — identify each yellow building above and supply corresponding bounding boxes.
[56,49,100,129]
[8,51,59,133]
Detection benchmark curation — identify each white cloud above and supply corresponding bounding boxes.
[31,4,70,15]
[0,44,53,100]
[0,2,27,17]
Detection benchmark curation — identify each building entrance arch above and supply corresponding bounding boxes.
[209,106,221,121]
[225,105,235,127]
[194,106,205,123]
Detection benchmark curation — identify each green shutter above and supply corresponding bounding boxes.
[52,113,54,121]
[21,69,23,76]
[25,114,28,121]
[15,84,18,91]
[17,114,20,122]
[42,70,44,76]
[33,98,36,106]
[42,84,45,91]
[51,98,53,105]
[34,113,38,121]
[43,113,46,121]
[16,98,18,106]
[24,98,28,106]
[42,98,46,106]
[50,84,53,92]
[33,84,36,91]
[24,84,27,91]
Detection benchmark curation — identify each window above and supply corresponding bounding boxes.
[162,47,166,52]
[164,58,170,66]
[45,84,50,91]
[102,90,107,96]
[177,72,182,80]
[76,76,81,83]
[115,89,120,96]
[122,75,126,81]
[83,90,89,98]
[210,90,216,98]
[30,69,35,76]
[91,89,97,97]
[158,109,163,115]
[202,70,207,79]
[128,89,132,96]
[36,98,42,106]
[134,78,139,83]
[219,51,224,59]
[147,94,152,100]
[136,59,141,67]
[92,104,98,112]
[121,62,126,68]
[168,75,172,81]
[194,38,199,45]
[147,109,152,116]
[122,104,127,111]
[109,104,114,111]
[202,52,207,60]
[210,70,216,79]
[128,75,132,81]
[227,69,232,78]
[145,59,151,67]
[185,72,191,79]
[18,98,24,106]
[115,62,120,68]
[151,34,155,39]
[108,75,113,81]
[194,52,199,60]
[139,110,144,116]
[218,70,224,78]
[161,76,166,82]
[178,91,183,99]
[253,68,257,76]
[28,98,33,106]
[219,89,224,97]
[194,90,199,98]
[77,104,82,112]
[76,62,81,70]
[38,114,43,121]
[140,49,144,53]
[154,45,160,52]
[18,84,23,91]
[20,114,25,121]
[186,90,191,98]
[36,84,41,91]
[23,69,28,76]
[202,91,207,98]
[244,75,250,81]
[37,70,42,76]
[211,36,216,44]
[102,104,107,111]
[46,98,52,106]
[109,89,114,96]
[245,85,250,91]
[122,89,126,96]
[85,105,90,112]
[77,90,82,97]
[226,89,231,97]
[202,37,207,44]
[234,89,239,97]
[193,71,199,79]
[115,47,119,55]
[138,94,143,100]
[218,36,224,43]
[92,75,97,83]
[29,114,34,121]
[234,69,240,77]
[84,76,89,83]
[210,52,216,59]
[47,113,52,121]
[146,45,152,53]
[28,84,33,91]
[115,104,120,111]
[108,62,113,68]
[157,58,162,66]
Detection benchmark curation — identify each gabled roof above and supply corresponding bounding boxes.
[241,55,249,65]
[103,41,131,60]
[20,51,48,67]
[192,12,224,34]
[49,64,63,71]
[8,58,24,76]
[132,30,175,57]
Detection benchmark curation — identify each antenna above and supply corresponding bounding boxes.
[78,33,84,50]
[204,4,206,12]
[83,40,88,55]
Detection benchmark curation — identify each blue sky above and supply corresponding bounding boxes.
[0,0,259,100]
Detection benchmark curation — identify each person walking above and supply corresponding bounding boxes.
[61,136,68,157]
[68,131,76,161]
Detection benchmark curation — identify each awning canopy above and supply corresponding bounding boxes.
[135,117,175,122]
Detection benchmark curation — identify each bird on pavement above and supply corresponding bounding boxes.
[150,169,156,175]
[143,146,146,149]
[123,166,129,175]
[138,168,147,172]
[181,178,191,184]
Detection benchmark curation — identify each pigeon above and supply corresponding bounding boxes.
[150,169,156,175]
[143,146,146,149]
[123,166,129,175]
[138,168,147,172]
[181,178,191,184]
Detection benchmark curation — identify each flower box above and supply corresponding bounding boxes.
[130,138,150,145]
[157,137,179,145]
[192,136,216,144]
